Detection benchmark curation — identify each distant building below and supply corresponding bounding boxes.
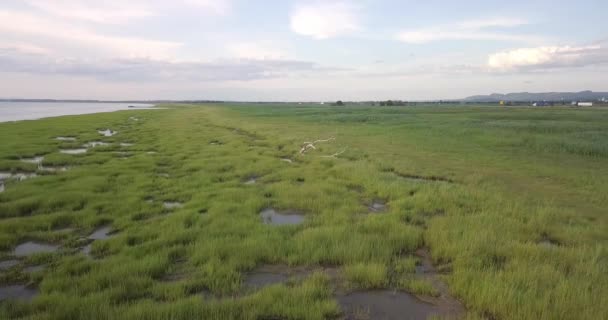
[578,102,593,107]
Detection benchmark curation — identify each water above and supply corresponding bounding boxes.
[84,141,109,148]
[88,226,112,240]
[0,260,19,270]
[0,285,38,301]
[163,202,183,209]
[0,102,154,122]
[337,290,441,320]
[98,129,117,137]
[60,148,87,154]
[14,241,59,257]
[260,208,305,225]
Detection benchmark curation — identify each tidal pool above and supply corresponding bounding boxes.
[260,208,305,225]
[60,148,87,154]
[14,241,59,257]
[0,285,38,302]
[98,129,117,137]
[337,290,441,320]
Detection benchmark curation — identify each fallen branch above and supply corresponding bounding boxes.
[299,137,335,155]
[320,148,347,159]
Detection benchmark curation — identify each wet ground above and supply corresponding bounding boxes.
[0,285,38,302]
[368,199,387,213]
[14,241,59,257]
[98,129,117,137]
[60,148,87,154]
[163,202,183,209]
[243,265,312,290]
[84,141,110,148]
[0,260,19,270]
[260,208,305,225]
[337,290,442,320]
[55,136,77,141]
[88,226,112,240]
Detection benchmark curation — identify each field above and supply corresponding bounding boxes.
[0,104,606,319]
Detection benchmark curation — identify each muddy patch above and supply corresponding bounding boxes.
[163,202,183,210]
[14,242,59,257]
[244,265,311,290]
[412,248,465,316]
[260,208,305,225]
[98,129,117,137]
[60,148,87,154]
[0,260,19,270]
[0,285,38,302]
[88,226,113,240]
[368,199,387,213]
[23,265,45,273]
[394,172,454,184]
[337,290,445,320]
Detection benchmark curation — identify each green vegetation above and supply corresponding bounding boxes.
[0,104,607,319]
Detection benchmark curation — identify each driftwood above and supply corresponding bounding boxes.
[320,148,347,159]
[299,137,335,155]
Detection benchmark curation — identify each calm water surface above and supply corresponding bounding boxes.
[0,102,155,122]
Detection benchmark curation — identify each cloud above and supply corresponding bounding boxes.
[487,44,608,70]
[0,10,181,59]
[226,42,287,60]
[290,2,360,39]
[0,47,341,82]
[397,17,535,44]
[24,0,231,24]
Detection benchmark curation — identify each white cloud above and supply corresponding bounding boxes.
[488,45,608,70]
[24,0,231,24]
[24,0,155,24]
[0,10,181,59]
[226,42,287,60]
[397,17,535,44]
[290,2,360,39]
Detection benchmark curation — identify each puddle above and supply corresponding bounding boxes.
[120,143,134,147]
[14,242,59,257]
[368,199,387,213]
[244,265,311,290]
[281,158,293,163]
[337,290,444,320]
[55,136,76,141]
[98,129,117,137]
[88,226,112,240]
[244,176,258,185]
[40,166,69,172]
[260,208,305,225]
[0,172,38,182]
[0,285,38,302]
[21,156,44,164]
[84,141,109,148]
[81,244,92,256]
[412,248,465,316]
[163,202,183,210]
[23,265,45,273]
[60,148,87,154]
[0,260,19,270]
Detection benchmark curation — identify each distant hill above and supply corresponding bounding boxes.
[464,91,608,102]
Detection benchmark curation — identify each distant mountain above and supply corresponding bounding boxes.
[464,91,608,102]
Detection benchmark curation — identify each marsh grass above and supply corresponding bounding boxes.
[0,104,606,319]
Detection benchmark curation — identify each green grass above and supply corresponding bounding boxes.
[0,104,607,319]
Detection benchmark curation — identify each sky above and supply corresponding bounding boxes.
[0,0,607,101]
